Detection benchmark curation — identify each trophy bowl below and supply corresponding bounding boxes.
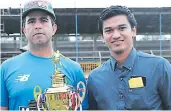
[40,85,72,110]
[37,85,81,111]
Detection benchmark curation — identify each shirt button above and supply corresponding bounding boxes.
[119,93,124,99]
[120,77,123,81]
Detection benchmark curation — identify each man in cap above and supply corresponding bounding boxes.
[87,5,171,110]
[0,0,88,110]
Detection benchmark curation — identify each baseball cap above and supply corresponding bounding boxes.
[22,0,56,20]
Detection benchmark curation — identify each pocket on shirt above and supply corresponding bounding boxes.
[125,87,149,109]
[128,87,146,95]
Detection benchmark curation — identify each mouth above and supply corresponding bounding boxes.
[111,40,124,43]
[33,33,45,36]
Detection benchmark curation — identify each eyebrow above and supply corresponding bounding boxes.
[118,24,127,27]
[40,16,49,20]
[104,24,127,30]
[27,15,48,19]
[27,16,49,22]
[27,17,35,22]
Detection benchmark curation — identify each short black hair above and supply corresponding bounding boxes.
[98,5,137,34]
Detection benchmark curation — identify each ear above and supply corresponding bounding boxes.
[132,26,137,37]
[22,27,26,35]
[101,34,105,43]
[52,24,57,35]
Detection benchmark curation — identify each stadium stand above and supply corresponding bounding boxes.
[1,7,171,76]
[1,40,171,62]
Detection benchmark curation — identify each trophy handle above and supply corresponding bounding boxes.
[37,94,43,111]
[74,81,86,111]
[37,94,49,111]
[77,81,86,103]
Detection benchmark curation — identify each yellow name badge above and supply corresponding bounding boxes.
[128,77,144,88]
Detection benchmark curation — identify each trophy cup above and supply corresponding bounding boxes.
[37,51,86,111]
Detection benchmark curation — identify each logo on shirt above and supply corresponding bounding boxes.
[15,74,30,82]
[19,106,30,111]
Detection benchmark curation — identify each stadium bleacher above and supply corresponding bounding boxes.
[1,40,171,62]
[1,7,171,76]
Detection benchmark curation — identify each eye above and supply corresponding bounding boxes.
[118,26,127,31]
[41,18,48,23]
[27,20,35,24]
[105,29,113,33]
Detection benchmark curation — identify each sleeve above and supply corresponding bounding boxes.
[0,65,9,107]
[158,59,171,109]
[75,64,88,110]
[87,75,98,110]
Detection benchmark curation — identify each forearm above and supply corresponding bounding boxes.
[0,106,8,111]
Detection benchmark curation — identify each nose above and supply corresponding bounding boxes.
[112,29,121,39]
[34,20,43,29]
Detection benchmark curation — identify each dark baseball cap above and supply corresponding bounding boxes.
[22,0,56,20]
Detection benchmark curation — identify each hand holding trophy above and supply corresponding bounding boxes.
[37,51,86,111]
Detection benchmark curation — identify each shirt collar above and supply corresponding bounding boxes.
[110,48,137,71]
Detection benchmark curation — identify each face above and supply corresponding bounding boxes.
[23,10,57,47]
[102,15,136,55]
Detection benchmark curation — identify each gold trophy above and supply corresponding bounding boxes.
[37,51,86,111]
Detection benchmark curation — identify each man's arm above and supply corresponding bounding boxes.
[158,59,171,109]
[0,106,8,110]
[0,66,9,110]
[87,75,98,110]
